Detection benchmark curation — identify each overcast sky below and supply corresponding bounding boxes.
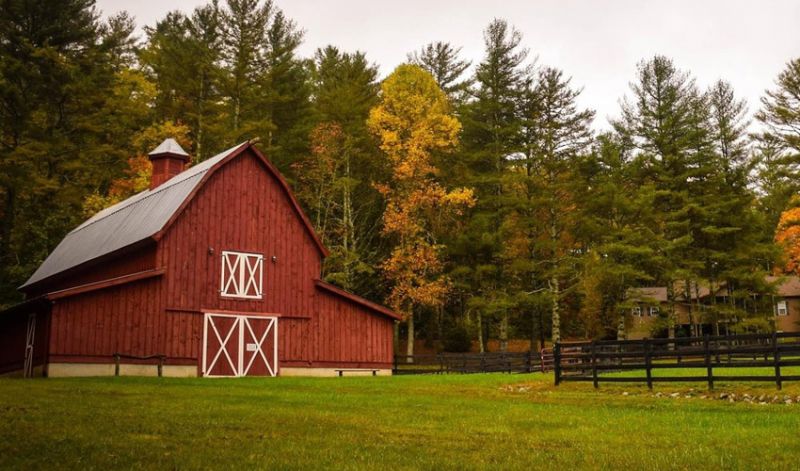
[97,0,800,130]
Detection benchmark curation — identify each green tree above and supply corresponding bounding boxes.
[456,19,529,351]
[516,66,594,344]
[0,0,141,306]
[408,42,472,104]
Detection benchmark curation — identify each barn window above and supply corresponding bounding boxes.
[776,300,788,316]
[632,306,642,317]
[649,306,659,316]
[220,251,264,299]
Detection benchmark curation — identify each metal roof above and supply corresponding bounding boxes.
[149,138,189,158]
[22,142,247,289]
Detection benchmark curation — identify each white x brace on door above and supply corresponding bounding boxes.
[202,313,278,377]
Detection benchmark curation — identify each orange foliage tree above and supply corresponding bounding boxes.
[367,64,475,356]
[776,196,800,275]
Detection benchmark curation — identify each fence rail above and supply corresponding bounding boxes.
[554,332,800,390]
[393,351,545,375]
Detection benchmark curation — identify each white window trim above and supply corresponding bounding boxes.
[632,306,642,317]
[649,306,659,317]
[220,250,264,299]
[776,300,788,317]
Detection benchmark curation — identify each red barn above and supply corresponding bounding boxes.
[0,139,399,377]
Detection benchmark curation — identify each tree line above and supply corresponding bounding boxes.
[2,0,800,354]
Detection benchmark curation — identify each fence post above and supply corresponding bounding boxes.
[644,338,653,390]
[114,354,120,377]
[157,356,163,377]
[554,343,562,386]
[393,353,398,375]
[773,331,782,390]
[704,334,713,390]
[591,341,598,389]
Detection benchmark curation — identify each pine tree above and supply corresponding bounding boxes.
[0,0,140,306]
[408,42,472,104]
[755,58,800,235]
[516,66,594,344]
[304,46,388,294]
[456,19,529,351]
[141,3,225,160]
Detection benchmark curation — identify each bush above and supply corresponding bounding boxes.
[442,325,472,353]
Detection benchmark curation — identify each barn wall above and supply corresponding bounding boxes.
[47,277,195,368]
[312,290,394,368]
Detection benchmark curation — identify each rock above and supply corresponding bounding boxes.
[700,395,707,400]
[758,394,766,402]
[655,392,663,398]
[622,392,629,396]
[785,399,793,405]
[759,401,768,405]
[719,393,728,400]
[670,392,680,398]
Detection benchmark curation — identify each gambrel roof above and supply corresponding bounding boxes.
[22,142,328,289]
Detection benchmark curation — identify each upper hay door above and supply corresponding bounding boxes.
[220,251,264,299]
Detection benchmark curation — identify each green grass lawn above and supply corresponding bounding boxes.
[2,371,800,470]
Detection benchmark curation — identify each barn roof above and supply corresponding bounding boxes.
[22,141,328,290]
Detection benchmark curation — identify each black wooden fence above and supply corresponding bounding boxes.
[393,351,547,375]
[554,332,800,390]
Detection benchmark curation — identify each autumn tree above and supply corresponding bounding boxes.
[776,196,800,275]
[367,64,475,357]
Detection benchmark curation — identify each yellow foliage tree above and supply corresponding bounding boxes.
[776,196,800,275]
[367,64,475,356]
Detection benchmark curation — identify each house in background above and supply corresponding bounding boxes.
[627,276,800,339]
[0,139,399,378]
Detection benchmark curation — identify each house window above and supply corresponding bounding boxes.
[632,306,642,317]
[776,300,788,316]
[649,306,659,317]
[220,251,264,299]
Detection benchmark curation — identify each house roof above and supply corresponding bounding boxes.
[766,276,800,297]
[22,141,328,290]
[628,287,668,303]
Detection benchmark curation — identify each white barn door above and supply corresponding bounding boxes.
[202,313,278,377]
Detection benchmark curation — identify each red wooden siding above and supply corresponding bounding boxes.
[312,290,394,368]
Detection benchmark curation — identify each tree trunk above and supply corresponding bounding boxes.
[617,309,626,340]
[477,312,484,353]
[405,313,414,361]
[393,321,400,356]
[550,276,561,344]
[499,311,509,352]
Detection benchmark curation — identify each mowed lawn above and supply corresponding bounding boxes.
[2,371,800,470]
